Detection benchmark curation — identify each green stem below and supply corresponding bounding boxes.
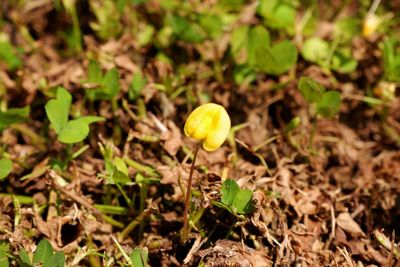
[94,204,127,215]
[139,182,148,239]
[70,4,82,52]
[373,229,400,260]
[102,214,124,229]
[118,207,153,241]
[181,144,200,242]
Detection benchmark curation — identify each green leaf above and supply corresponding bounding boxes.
[0,41,22,70]
[331,50,358,73]
[113,157,129,176]
[129,72,147,101]
[88,60,103,83]
[301,37,330,64]
[105,161,131,185]
[258,0,296,30]
[0,106,30,131]
[45,87,72,134]
[248,26,271,67]
[268,41,298,74]
[101,68,120,98]
[212,201,234,214]
[253,40,298,75]
[169,15,205,43]
[0,159,12,180]
[43,252,64,267]
[232,189,253,214]
[334,17,360,42]
[57,120,89,144]
[198,14,224,39]
[298,77,325,103]
[0,242,9,267]
[129,247,148,267]
[33,240,53,264]
[230,25,250,64]
[18,249,32,265]
[221,179,240,206]
[233,65,256,85]
[75,116,105,125]
[0,253,9,267]
[316,91,341,118]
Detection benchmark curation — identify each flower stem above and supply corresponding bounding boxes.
[181,144,200,242]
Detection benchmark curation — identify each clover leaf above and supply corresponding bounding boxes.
[298,76,341,118]
[216,179,253,215]
[45,87,72,134]
[45,87,105,144]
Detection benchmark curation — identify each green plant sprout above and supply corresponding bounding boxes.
[61,0,82,52]
[182,103,231,241]
[17,239,65,267]
[86,61,120,101]
[230,25,298,76]
[380,38,400,82]
[298,76,341,150]
[298,77,341,119]
[213,179,253,216]
[45,87,105,144]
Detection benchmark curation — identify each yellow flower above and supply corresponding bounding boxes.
[184,103,231,151]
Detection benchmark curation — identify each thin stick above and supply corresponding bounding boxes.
[182,144,200,241]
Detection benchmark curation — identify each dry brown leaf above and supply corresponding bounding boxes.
[336,212,364,237]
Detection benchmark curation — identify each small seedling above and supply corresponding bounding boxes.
[213,179,253,215]
[298,77,341,119]
[380,38,400,82]
[230,25,298,75]
[17,239,65,267]
[182,103,231,241]
[301,36,358,74]
[61,0,82,52]
[298,76,341,150]
[86,61,121,101]
[45,87,105,144]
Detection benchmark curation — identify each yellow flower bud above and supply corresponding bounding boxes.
[184,103,231,151]
[363,14,380,37]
